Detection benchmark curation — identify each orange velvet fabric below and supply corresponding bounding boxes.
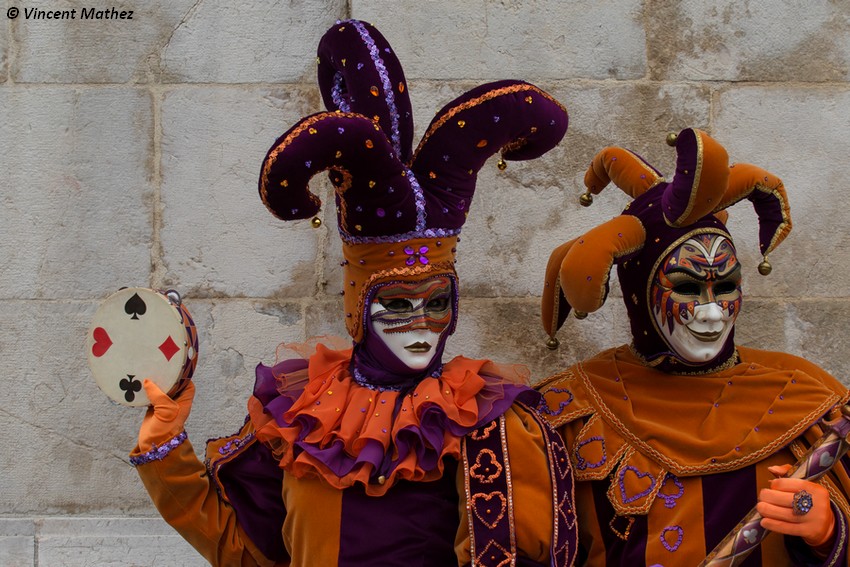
[537,345,850,565]
[543,345,846,475]
[585,147,662,199]
[341,235,458,341]
[133,436,284,567]
[559,215,646,313]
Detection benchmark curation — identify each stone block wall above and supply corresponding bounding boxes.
[2,0,849,563]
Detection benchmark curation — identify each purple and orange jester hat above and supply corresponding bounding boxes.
[542,128,792,369]
[259,20,569,342]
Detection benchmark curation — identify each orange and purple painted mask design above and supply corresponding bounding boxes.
[650,234,742,364]
[369,276,454,370]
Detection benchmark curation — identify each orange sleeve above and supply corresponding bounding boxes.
[132,437,283,567]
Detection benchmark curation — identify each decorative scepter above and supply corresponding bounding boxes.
[700,405,850,567]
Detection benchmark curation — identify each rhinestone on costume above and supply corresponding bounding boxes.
[370,86,379,97]
[457,120,466,128]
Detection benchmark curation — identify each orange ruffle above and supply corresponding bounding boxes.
[249,343,528,496]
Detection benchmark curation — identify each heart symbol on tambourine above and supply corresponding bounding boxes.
[91,327,113,357]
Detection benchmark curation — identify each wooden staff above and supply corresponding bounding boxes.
[700,405,850,567]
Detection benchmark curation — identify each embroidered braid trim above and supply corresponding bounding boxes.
[351,19,403,158]
[130,431,188,467]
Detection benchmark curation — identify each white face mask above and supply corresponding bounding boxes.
[368,276,454,370]
[651,234,742,364]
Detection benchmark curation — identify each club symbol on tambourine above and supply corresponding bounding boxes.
[86,287,199,407]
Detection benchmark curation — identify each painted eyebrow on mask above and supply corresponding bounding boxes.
[373,279,452,301]
[665,264,739,279]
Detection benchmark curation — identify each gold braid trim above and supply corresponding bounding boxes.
[259,111,371,219]
[667,129,705,227]
[410,83,566,163]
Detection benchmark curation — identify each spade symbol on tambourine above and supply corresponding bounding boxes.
[124,293,147,320]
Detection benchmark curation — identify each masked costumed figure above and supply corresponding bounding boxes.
[130,20,577,567]
[537,128,850,566]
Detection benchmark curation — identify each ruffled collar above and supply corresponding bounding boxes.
[248,343,534,496]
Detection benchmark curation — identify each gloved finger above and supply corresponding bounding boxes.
[142,379,170,405]
[767,464,793,478]
[756,501,801,524]
[174,380,196,406]
[758,487,795,508]
[769,477,824,494]
[142,379,178,422]
[760,517,807,538]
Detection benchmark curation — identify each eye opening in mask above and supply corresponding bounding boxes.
[425,295,451,312]
[378,298,416,313]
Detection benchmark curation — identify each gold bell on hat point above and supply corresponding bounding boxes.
[311,217,322,228]
[579,192,593,207]
[545,336,560,350]
[497,158,507,171]
[758,256,772,275]
[574,310,588,319]
[666,132,679,147]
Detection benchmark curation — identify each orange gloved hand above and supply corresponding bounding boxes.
[757,464,836,550]
[137,379,196,452]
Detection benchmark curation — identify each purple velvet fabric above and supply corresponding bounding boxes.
[262,17,568,268]
[317,20,414,163]
[701,466,762,566]
[337,461,459,566]
[215,440,288,562]
[750,183,788,255]
[660,128,709,225]
[410,79,569,232]
[589,478,648,566]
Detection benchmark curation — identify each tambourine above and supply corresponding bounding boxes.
[86,287,199,407]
